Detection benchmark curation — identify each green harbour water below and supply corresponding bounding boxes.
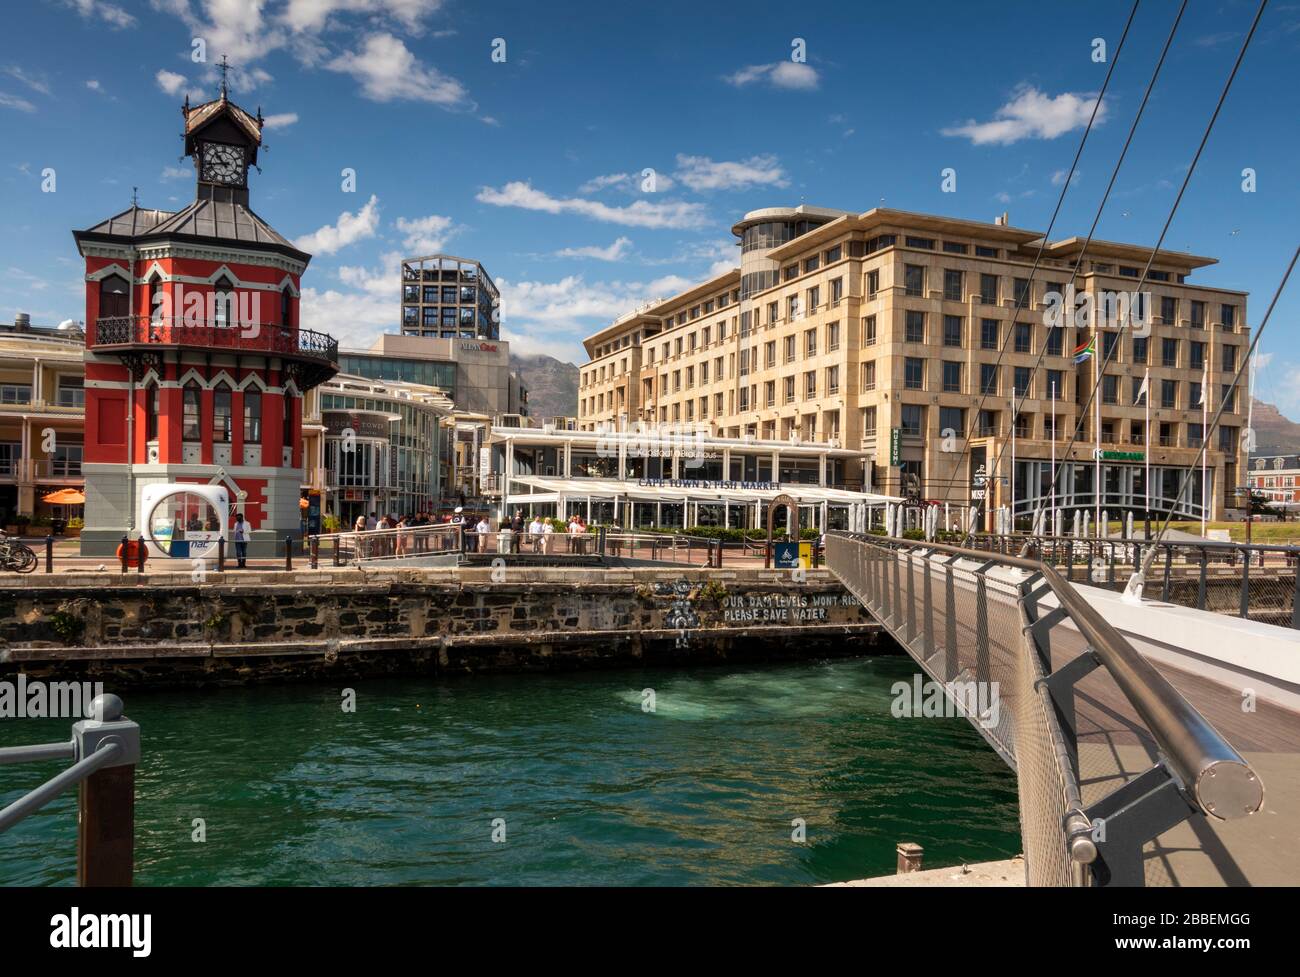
[0,657,1020,886]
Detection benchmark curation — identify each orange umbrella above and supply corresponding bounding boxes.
[42,489,86,505]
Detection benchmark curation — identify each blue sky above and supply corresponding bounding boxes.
[2,1,1297,407]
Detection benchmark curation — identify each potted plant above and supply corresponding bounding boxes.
[65,516,84,538]
[13,513,31,537]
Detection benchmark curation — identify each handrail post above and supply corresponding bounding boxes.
[217,536,226,573]
[1161,544,1172,602]
[74,694,139,887]
[1291,565,1300,630]
[284,536,293,572]
[45,534,54,574]
[1240,550,1251,619]
[136,535,145,575]
[310,535,319,570]
[119,535,128,574]
[1197,549,1208,611]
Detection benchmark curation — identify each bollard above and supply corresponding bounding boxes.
[74,694,139,887]
[45,535,54,574]
[136,536,145,575]
[333,535,341,567]
[284,536,293,572]
[217,537,226,573]
[119,535,129,574]
[896,842,924,874]
[310,535,319,570]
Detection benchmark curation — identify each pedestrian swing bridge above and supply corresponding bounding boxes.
[825,531,1300,887]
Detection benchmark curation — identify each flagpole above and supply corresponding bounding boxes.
[1202,361,1209,537]
[1010,396,1016,535]
[1094,322,1101,538]
[1144,366,1151,519]
[1050,379,1057,527]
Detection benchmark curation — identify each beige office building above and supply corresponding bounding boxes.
[579,206,1249,525]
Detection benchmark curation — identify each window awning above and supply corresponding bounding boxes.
[505,475,899,505]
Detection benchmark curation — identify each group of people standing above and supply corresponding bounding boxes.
[351,511,442,557]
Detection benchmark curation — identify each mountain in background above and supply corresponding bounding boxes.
[511,352,579,420]
[1250,397,1300,455]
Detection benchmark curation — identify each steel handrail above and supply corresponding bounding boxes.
[840,531,1264,821]
[0,742,121,833]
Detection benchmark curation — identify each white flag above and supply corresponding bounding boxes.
[1198,362,1208,405]
[1136,368,1149,404]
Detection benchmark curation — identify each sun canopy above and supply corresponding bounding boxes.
[42,489,85,505]
[506,475,899,506]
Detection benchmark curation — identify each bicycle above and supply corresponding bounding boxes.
[0,532,38,573]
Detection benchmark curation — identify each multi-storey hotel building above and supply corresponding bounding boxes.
[579,206,1249,526]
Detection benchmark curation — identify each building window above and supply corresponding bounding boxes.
[827,365,840,395]
[148,275,164,323]
[1191,301,1205,328]
[1102,374,1118,405]
[862,405,877,437]
[980,319,998,350]
[1222,345,1238,372]
[862,361,877,391]
[1161,296,1177,323]
[863,315,877,345]
[1132,336,1148,363]
[1014,367,1031,396]
[942,361,962,393]
[867,270,879,296]
[901,405,923,436]
[145,383,159,442]
[283,392,294,449]
[1190,341,1205,370]
[182,382,202,441]
[943,315,962,347]
[1161,379,1177,409]
[1047,370,1065,400]
[1046,328,1063,357]
[827,322,840,351]
[1013,278,1031,307]
[56,376,84,408]
[980,363,998,394]
[1221,304,1236,329]
[99,273,130,319]
[939,406,965,436]
[281,287,292,327]
[905,311,925,343]
[804,371,817,399]
[213,275,235,328]
[1015,323,1031,353]
[1162,338,1178,368]
[830,277,843,305]
[943,269,963,302]
[904,265,925,297]
[784,335,796,363]
[904,357,924,390]
[805,328,817,358]
[979,274,998,304]
[213,383,232,443]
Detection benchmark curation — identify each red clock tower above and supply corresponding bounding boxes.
[73,82,337,556]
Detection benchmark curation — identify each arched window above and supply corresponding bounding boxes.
[182,381,202,442]
[148,274,165,323]
[243,388,262,444]
[99,273,130,319]
[282,390,294,451]
[213,275,235,328]
[145,383,160,442]
[213,382,232,443]
[280,287,292,328]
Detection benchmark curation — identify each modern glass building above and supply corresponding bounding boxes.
[400,254,500,340]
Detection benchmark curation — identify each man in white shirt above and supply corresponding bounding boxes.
[475,515,491,552]
[528,515,545,553]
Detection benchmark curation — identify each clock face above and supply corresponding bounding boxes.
[201,142,246,186]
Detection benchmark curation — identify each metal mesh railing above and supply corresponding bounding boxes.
[826,531,1264,887]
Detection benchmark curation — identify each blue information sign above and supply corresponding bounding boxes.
[773,541,799,569]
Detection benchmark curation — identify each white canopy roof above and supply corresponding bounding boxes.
[506,475,899,506]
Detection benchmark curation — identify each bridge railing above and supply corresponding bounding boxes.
[953,532,1300,628]
[825,531,1264,887]
[308,524,463,566]
[0,693,139,885]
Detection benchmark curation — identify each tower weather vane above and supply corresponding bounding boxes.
[218,54,232,97]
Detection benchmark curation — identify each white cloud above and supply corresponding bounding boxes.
[86,79,103,92]
[64,0,135,29]
[942,84,1106,145]
[294,194,380,255]
[476,181,709,230]
[555,237,633,261]
[155,69,187,96]
[327,33,472,108]
[394,214,459,254]
[0,93,36,113]
[673,154,788,192]
[161,165,191,180]
[3,66,51,96]
[724,62,820,91]
[280,0,441,34]
[262,112,299,129]
[578,171,675,194]
[1051,168,1082,187]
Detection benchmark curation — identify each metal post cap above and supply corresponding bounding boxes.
[87,693,124,722]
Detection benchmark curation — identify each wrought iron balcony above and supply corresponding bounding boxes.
[94,315,338,368]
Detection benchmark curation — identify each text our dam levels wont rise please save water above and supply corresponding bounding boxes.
[0,658,1019,886]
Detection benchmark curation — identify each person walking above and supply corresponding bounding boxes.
[353,514,367,559]
[475,514,491,553]
[232,512,249,569]
[510,510,524,553]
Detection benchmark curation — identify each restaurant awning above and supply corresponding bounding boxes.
[505,475,899,506]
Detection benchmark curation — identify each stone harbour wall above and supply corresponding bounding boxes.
[0,567,883,688]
